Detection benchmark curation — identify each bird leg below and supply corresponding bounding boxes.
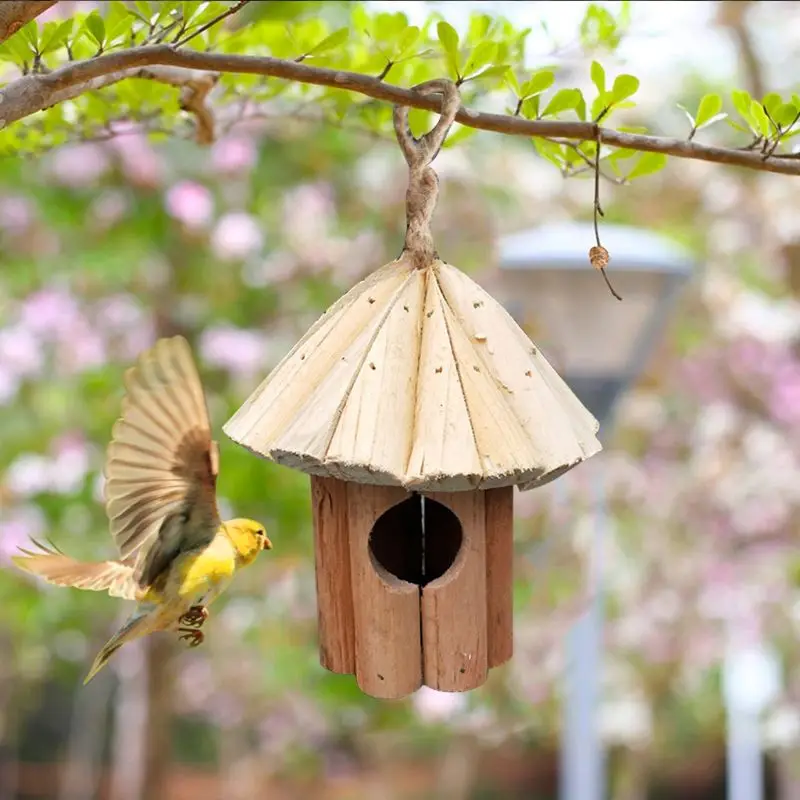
[177,628,204,648]
[178,605,209,629]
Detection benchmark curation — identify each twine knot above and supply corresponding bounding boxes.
[393,80,461,270]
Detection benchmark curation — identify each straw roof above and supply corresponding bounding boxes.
[224,254,601,492]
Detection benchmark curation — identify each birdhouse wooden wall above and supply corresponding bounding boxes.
[310,476,513,699]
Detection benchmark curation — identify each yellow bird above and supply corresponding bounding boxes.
[12,336,272,684]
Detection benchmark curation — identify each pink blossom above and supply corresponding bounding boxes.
[0,367,19,405]
[282,183,336,263]
[90,190,129,230]
[20,288,82,340]
[0,195,35,233]
[50,433,93,495]
[165,181,214,230]
[108,130,163,188]
[0,505,46,565]
[199,325,266,378]
[57,322,106,373]
[212,136,257,174]
[49,143,110,188]
[6,453,52,497]
[210,212,263,261]
[768,366,800,426]
[0,324,44,378]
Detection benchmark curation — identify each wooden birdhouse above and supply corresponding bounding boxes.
[224,80,601,699]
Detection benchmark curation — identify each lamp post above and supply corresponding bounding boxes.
[493,221,694,800]
[723,635,781,800]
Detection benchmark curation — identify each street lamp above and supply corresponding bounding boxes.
[495,221,695,428]
[493,220,695,800]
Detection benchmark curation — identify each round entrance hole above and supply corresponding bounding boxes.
[368,495,463,587]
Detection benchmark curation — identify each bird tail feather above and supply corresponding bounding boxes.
[12,541,138,600]
[83,609,153,685]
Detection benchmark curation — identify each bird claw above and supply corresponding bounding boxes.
[179,605,208,629]
[178,628,204,648]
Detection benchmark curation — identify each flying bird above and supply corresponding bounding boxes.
[13,336,272,684]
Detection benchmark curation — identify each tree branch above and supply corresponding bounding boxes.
[2,42,800,175]
[0,1,56,44]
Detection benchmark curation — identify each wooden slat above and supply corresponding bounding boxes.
[347,484,422,699]
[485,486,514,667]
[310,476,355,674]
[421,491,488,692]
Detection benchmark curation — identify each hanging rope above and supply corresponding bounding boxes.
[392,79,461,269]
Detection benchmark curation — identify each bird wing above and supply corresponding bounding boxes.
[12,541,139,600]
[103,336,221,589]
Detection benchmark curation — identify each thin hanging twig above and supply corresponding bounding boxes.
[589,128,622,301]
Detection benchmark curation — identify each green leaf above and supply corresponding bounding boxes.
[627,151,667,180]
[762,92,781,117]
[521,96,540,119]
[774,103,798,129]
[85,12,106,48]
[463,40,496,77]
[749,99,770,136]
[610,73,638,103]
[442,123,478,148]
[20,21,39,50]
[731,89,755,130]
[695,93,722,128]
[39,19,74,55]
[307,27,348,56]
[395,25,419,59]
[533,137,567,168]
[519,69,554,98]
[541,88,581,117]
[676,103,695,129]
[436,20,460,78]
[505,69,520,95]
[468,64,510,82]
[590,60,605,94]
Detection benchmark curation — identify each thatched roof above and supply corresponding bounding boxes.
[224,254,601,492]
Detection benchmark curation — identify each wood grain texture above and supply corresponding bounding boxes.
[347,483,422,699]
[224,258,601,493]
[485,487,514,668]
[310,476,355,674]
[421,491,488,692]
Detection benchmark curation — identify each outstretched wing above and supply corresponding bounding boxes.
[12,541,139,600]
[103,336,221,588]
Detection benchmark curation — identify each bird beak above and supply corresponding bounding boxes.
[262,535,273,551]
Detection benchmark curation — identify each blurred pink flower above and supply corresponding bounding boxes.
[20,288,82,340]
[50,433,93,495]
[199,325,266,378]
[0,324,44,378]
[210,212,263,261]
[0,505,45,565]
[212,136,257,174]
[108,130,164,188]
[0,367,19,405]
[57,322,106,373]
[50,143,110,188]
[165,181,214,230]
[768,365,800,426]
[282,183,335,263]
[0,195,35,233]
[6,453,52,497]
[90,189,129,230]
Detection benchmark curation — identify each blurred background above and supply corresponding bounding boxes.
[1,1,800,798]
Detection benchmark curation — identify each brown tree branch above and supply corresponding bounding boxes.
[2,43,800,174]
[0,1,56,44]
